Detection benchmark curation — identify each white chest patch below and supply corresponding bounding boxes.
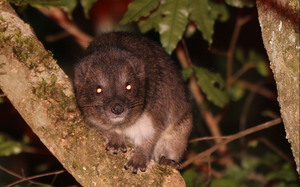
[124,113,154,146]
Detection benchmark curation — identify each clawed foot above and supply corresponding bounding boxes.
[159,156,180,168]
[105,136,127,154]
[124,152,149,174]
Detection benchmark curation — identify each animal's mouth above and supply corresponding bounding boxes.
[106,109,128,122]
[109,116,125,122]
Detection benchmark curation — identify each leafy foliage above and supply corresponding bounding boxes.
[120,0,229,53]
[182,66,229,107]
[182,151,299,187]
[8,0,65,9]
[120,0,160,25]
[189,0,214,45]
[159,0,189,54]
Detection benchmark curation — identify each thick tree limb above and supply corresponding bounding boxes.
[0,1,185,186]
[257,0,300,175]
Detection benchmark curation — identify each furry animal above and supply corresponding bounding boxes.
[74,32,192,174]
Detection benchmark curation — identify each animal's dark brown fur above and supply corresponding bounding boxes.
[74,32,192,174]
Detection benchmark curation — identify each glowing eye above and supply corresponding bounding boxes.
[126,84,132,91]
[96,87,102,94]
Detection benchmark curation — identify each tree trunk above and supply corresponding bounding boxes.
[256,0,300,175]
[0,1,186,186]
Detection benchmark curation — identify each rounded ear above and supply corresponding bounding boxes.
[74,59,90,87]
[127,55,145,78]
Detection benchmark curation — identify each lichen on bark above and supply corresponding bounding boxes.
[257,0,300,175]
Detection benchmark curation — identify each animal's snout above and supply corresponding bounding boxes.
[111,103,124,115]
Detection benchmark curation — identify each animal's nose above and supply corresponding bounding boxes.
[111,103,124,115]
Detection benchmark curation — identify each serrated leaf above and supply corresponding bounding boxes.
[0,141,22,156]
[189,0,214,45]
[8,0,65,9]
[225,0,255,8]
[194,67,229,107]
[159,0,189,54]
[138,6,162,33]
[80,0,98,19]
[120,0,160,25]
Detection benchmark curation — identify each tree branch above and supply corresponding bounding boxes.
[0,2,185,186]
[256,0,300,175]
[181,118,282,168]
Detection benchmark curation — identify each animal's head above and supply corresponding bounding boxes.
[74,48,146,129]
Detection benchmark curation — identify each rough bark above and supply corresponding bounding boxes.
[256,0,300,175]
[0,1,186,186]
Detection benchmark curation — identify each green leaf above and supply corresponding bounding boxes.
[256,61,269,77]
[8,0,65,9]
[138,6,162,33]
[182,167,205,187]
[80,0,98,19]
[241,157,259,171]
[159,0,189,54]
[248,50,269,77]
[193,67,229,107]
[210,178,239,187]
[209,1,230,22]
[228,84,245,101]
[189,0,214,45]
[247,139,259,148]
[266,164,298,182]
[225,0,255,8]
[120,0,160,25]
[0,141,22,156]
[234,47,245,63]
[181,67,193,81]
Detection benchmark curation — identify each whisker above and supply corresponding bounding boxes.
[129,101,144,109]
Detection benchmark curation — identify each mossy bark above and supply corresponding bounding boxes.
[0,1,186,186]
[257,0,300,175]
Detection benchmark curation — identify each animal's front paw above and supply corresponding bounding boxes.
[105,136,127,154]
[124,152,149,174]
[159,156,180,168]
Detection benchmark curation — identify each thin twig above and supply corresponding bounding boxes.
[181,118,282,168]
[38,7,93,48]
[6,169,65,187]
[0,165,24,179]
[237,80,277,99]
[181,39,193,66]
[176,47,227,153]
[258,137,294,163]
[206,156,212,187]
[240,81,267,146]
[0,165,46,186]
[226,11,258,89]
[190,136,230,143]
[229,63,256,86]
